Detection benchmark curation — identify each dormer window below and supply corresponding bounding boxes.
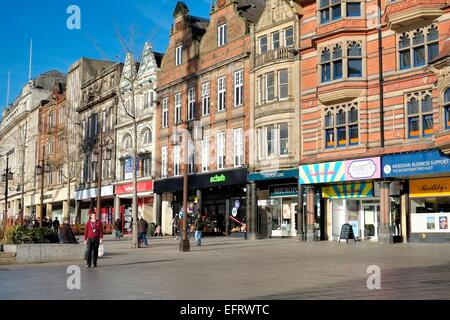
[218,23,227,47]
[176,45,183,66]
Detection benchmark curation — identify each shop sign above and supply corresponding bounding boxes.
[299,158,380,185]
[410,177,450,197]
[322,182,374,199]
[269,184,298,197]
[382,150,450,178]
[210,174,226,183]
[248,168,298,182]
[75,185,114,201]
[116,181,154,195]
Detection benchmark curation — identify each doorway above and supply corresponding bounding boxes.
[362,203,380,240]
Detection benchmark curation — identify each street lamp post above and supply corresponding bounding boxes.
[36,145,50,228]
[179,125,190,252]
[1,150,14,224]
[93,124,112,222]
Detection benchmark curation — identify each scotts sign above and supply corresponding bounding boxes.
[210,174,226,183]
[116,181,154,195]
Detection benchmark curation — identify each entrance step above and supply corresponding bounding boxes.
[0,252,17,265]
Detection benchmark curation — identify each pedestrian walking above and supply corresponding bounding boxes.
[48,218,53,230]
[114,218,122,239]
[194,214,205,247]
[53,217,60,233]
[172,214,179,240]
[137,217,148,247]
[84,212,103,268]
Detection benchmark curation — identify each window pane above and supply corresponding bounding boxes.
[320,0,329,8]
[400,50,411,69]
[267,125,275,156]
[325,112,334,127]
[445,88,450,104]
[348,108,358,123]
[408,98,419,115]
[428,43,439,62]
[413,31,424,45]
[260,36,268,53]
[337,110,346,125]
[446,106,450,129]
[348,43,362,56]
[337,127,346,146]
[413,46,425,66]
[279,123,289,155]
[333,60,343,79]
[422,96,433,113]
[333,46,342,59]
[332,5,341,20]
[347,2,361,17]
[320,9,330,24]
[272,32,280,49]
[349,125,359,145]
[423,114,434,136]
[267,72,275,100]
[285,27,294,47]
[408,117,420,138]
[399,35,410,49]
[326,129,335,148]
[348,59,362,77]
[279,70,288,99]
[427,26,439,42]
[321,49,331,63]
[322,63,331,82]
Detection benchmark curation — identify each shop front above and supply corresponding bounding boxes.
[154,168,248,238]
[115,180,154,228]
[300,157,384,242]
[75,185,115,225]
[382,149,450,243]
[248,168,300,238]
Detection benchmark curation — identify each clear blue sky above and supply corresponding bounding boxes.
[0,0,211,116]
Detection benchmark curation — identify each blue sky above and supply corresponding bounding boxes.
[0,0,211,116]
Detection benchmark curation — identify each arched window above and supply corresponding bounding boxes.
[444,88,450,130]
[122,134,132,151]
[348,42,362,77]
[399,26,439,70]
[332,45,343,80]
[142,128,152,145]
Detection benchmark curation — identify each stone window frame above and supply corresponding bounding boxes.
[404,89,434,139]
[318,40,364,84]
[234,70,244,107]
[317,0,363,25]
[216,131,226,170]
[174,92,182,124]
[233,127,244,167]
[258,24,296,55]
[201,82,211,116]
[217,20,228,48]
[217,76,227,112]
[397,24,439,71]
[323,102,359,149]
[257,122,290,160]
[162,97,169,128]
[141,127,152,145]
[188,87,196,120]
[257,67,291,105]
[443,88,450,131]
[175,44,183,66]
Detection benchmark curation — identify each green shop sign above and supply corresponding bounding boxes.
[210,174,227,184]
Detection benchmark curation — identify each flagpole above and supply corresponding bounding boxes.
[6,71,10,106]
[28,39,33,82]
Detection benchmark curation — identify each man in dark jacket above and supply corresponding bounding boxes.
[137,217,149,248]
[84,213,103,268]
[194,214,205,247]
[53,217,60,233]
[59,220,78,244]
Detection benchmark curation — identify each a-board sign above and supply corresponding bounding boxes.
[339,223,356,243]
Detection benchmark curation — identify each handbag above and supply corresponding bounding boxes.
[98,244,104,257]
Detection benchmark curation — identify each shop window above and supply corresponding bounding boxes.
[324,103,359,148]
[444,88,450,130]
[406,91,433,139]
[398,25,439,71]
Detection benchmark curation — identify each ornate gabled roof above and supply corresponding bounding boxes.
[137,42,159,85]
[173,1,189,18]
[237,0,266,24]
[120,53,138,89]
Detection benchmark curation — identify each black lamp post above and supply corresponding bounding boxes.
[1,150,14,224]
[36,145,50,228]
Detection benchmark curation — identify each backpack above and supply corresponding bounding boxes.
[196,219,205,231]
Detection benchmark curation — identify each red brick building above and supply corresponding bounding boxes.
[298,0,450,243]
[154,1,264,236]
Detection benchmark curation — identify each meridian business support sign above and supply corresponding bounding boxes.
[299,157,381,185]
[382,150,450,178]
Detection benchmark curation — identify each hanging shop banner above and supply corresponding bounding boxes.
[299,158,380,185]
[382,150,450,178]
[410,177,450,198]
[322,182,374,199]
[269,184,298,197]
[124,157,140,180]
